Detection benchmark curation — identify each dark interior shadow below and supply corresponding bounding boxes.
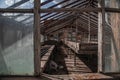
[77,53,98,73]
[43,41,69,75]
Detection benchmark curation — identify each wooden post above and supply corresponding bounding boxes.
[34,0,41,75]
[88,13,91,42]
[74,14,78,66]
[98,0,105,72]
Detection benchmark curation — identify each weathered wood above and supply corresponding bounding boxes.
[98,0,105,72]
[0,8,120,13]
[88,14,91,42]
[44,15,74,29]
[40,8,101,13]
[50,25,89,36]
[34,0,41,75]
[45,18,75,34]
[64,45,92,74]
[0,9,33,13]
[105,8,120,13]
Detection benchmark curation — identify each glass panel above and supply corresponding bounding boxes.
[0,13,34,75]
[103,12,120,72]
[41,0,47,3]
[105,0,120,8]
[0,0,33,9]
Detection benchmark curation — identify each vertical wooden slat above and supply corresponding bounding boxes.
[34,0,41,75]
[98,0,105,72]
[88,13,91,42]
[101,0,105,72]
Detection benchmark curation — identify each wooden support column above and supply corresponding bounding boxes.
[74,15,78,66]
[88,13,91,42]
[98,0,105,72]
[34,0,41,75]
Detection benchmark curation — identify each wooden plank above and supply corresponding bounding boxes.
[98,0,105,72]
[64,41,79,53]
[0,9,33,13]
[0,8,120,13]
[64,49,92,74]
[70,73,113,79]
[105,8,120,13]
[34,0,41,75]
[40,8,101,13]
[51,73,113,80]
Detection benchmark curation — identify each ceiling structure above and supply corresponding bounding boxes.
[0,0,98,36]
[40,0,98,36]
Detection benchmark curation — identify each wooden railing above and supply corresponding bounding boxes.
[64,40,98,54]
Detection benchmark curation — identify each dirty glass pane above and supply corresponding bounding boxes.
[0,0,33,9]
[40,0,84,9]
[103,12,120,72]
[0,13,34,75]
[105,0,120,8]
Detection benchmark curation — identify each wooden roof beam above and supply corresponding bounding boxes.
[78,16,97,27]
[8,0,53,19]
[79,14,98,25]
[44,14,75,29]
[40,8,101,13]
[45,18,75,34]
[41,0,89,21]
[50,25,88,35]
[1,8,120,13]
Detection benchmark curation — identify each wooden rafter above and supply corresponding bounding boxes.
[44,14,75,30]
[45,18,75,34]
[41,1,87,19]
[40,0,70,18]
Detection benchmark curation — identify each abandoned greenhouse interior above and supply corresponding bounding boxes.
[0,0,120,80]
